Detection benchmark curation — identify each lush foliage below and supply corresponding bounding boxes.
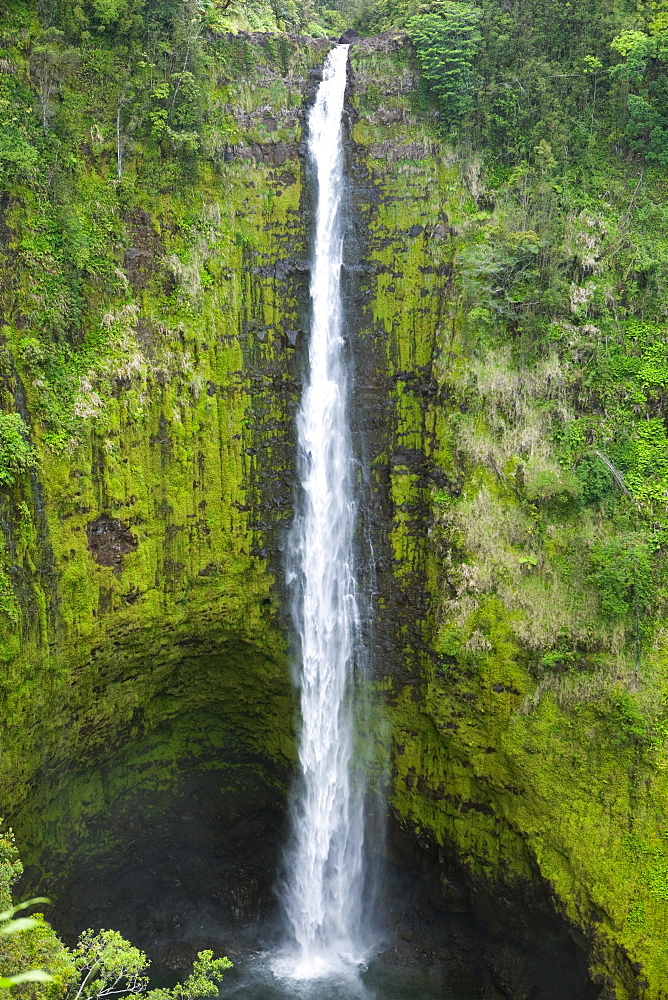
[345,0,668,168]
[0,831,72,1000]
[0,902,60,994]
[65,931,148,1000]
[0,830,53,991]
[0,828,230,1000]
[144,952,232,1000]
[0,829,23,910]
[0,416,38,487]
[406,2,481,126]
[64,933,230,1000]
[4,1,668,993]
[609,17,668,165]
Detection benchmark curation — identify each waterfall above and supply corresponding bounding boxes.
[282,43,366,976]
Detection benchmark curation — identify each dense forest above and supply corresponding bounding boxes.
[2,0,668,996]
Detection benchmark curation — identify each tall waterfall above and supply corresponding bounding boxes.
[282,43,365,975]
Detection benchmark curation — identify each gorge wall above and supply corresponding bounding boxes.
[1,19,668,999]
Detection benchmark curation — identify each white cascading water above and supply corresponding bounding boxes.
[282,43,366,976]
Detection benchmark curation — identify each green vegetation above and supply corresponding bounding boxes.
[65,933,230,1000]
[346,11,668,990]
[4,0,668,995]
[0,9,307,996]
[406,2,481,125]
[0,834,57,996]
[0,416,38,487]
[0,830,74,999]
[0,828,230,1000]
[0,904,55,993]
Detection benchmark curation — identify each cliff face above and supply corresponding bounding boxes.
[0,30,326,953]
[1,22,668,998]
[346,39,668,1000]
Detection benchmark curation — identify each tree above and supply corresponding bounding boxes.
[0,828,23,911]
[65,931,148,1000]
[145,952,232,1000]
[609,18,668,164]
[0,830,230,1000]
[63,931,231,1000]
[0,902,71,998]
[29,29,79,132]
[0,829,72,999]
[407,1,482,126]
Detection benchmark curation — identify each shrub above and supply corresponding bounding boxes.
[575,454,614,505]
[523,458,580,505]
[0,415,38,487]
[610,688,649,745]
[588,538,653,620]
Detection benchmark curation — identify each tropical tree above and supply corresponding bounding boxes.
[407,1,482,125]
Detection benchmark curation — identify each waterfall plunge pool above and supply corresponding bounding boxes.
[222,955,469,1000]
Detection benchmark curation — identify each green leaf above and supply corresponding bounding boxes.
[0,917,40,935]
[0,897,50,922]
[0,970,54,985]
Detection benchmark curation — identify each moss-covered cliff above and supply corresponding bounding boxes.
[0,17,330,944]
[347,34,668,1000]
[2,5,668,997]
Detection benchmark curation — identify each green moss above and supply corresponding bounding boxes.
[349,37,668,997]
[0,27,327,897]
[2,22,668,997]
